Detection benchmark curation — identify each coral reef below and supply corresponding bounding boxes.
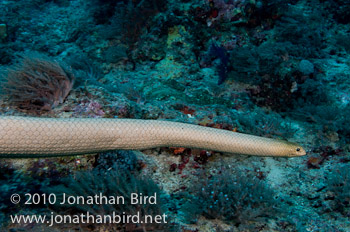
[0,0,350,231]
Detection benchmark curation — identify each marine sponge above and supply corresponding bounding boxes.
[0,54,75,112]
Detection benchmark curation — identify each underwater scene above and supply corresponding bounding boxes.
[0,0,349,231]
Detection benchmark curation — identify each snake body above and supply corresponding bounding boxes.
[0,116,306,158]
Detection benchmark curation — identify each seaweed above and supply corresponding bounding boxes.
[179,167,280,228]
[0,54,75,113]
[0,166,48,227]
[43,166,175,231]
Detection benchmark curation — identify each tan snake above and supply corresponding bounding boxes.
[0,116,306,158]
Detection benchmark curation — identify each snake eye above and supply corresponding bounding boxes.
[296,148,301,152]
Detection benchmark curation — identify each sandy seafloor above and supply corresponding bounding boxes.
[0,0,349,231]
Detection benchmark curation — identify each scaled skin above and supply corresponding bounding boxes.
[0,116,306,158]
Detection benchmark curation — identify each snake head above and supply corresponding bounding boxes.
[294,146,306,156]
[287,142,307,157]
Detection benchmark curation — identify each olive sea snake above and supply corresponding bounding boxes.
[0,116,306,158]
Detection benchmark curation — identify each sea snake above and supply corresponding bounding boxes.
[0,116,306,158]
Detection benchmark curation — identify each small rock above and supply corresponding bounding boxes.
[298,59,314,75]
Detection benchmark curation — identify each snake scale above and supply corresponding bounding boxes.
[0,116,306,158]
